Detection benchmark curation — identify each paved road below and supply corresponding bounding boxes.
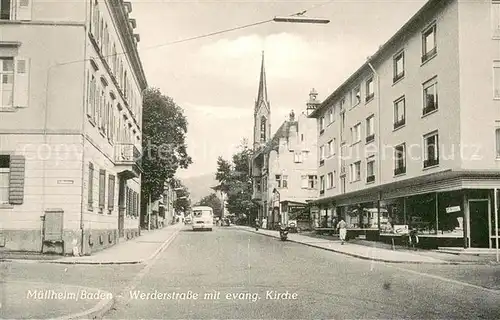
[103,226,500,319]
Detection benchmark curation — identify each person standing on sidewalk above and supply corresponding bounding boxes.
[337,218,347,245]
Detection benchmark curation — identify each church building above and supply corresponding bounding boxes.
[250,52,319,230]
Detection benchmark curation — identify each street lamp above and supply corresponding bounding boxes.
[273,16,330,24]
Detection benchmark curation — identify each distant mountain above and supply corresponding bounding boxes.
[181,173,219,204]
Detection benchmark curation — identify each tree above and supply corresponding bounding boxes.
[215,139,257,222]
[141,88,192,201]
[197,193,222,217]
[173,181,191,215]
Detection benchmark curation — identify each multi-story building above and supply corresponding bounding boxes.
[0,0,146,255]
[251,53,318,230]
[309,0,500,249]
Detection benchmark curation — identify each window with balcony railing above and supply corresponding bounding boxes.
[394,143,406,176]
[393,50,405,83]
[422,24,437,63]
[423,77,438,115]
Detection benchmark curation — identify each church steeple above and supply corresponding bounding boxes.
[253,51,271,150]
[256,51,268,109]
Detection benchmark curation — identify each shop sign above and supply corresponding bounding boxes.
[446,206,461,213]
[394,225,409,235]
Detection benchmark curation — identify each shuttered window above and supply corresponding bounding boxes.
[0,155,10,204]
[108,174,115,213]
[98,169,106,211]
[88,163,94,210]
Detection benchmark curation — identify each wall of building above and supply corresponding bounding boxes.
[458,1,500,170]
[0,24,86,133]
[0,134,84,252]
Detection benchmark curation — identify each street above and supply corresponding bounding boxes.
[2,225,499,319]
[106,226,500,319]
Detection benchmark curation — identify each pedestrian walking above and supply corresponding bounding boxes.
[337,218,347,245]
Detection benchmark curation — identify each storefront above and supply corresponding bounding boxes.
[312,171,500,249]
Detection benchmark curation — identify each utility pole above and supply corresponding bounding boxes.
[147,193,151,230]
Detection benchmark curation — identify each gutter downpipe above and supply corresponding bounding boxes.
[79,2,90,255]
[367,60,382,230]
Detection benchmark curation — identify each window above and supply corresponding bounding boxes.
[282,175,288,188]
[366,158,375,183]
[366,77,374,102]
[301,134,304,142]
[495,127,500,158]
[275,174,282,188]
[422,23,437,62]
[394,143,406,175]
[319,145,325,166]
[340,111,346,140]
[320,175,325,193]
[319,116,325,133]
[394,96,406,129]
[1,0,11,19]
[494,61,500,99]
[327,139,335,156]
[302,175,318,189]
[294,152,302,163]
[350,161,361,182]
[393,51,405,82]
[328,107,334,124]
[327,172,334,189]
[0,57,14,108]
[260,116,267,142]
[353,86,361,106]
[351,123,361,143]
[98,169,106,211]
[423,77,438,115]
[88,163,94,210]
[366,115,375,143]
[424,132,439,168]
[492,1,500,38]
[0,155,9,204]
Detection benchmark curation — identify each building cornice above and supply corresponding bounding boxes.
[109,0,148,91]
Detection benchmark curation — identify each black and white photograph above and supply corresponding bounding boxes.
[0,0,500,319]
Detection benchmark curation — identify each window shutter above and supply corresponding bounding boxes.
[16,0,32,21]
[108,175,115,211]
[88,163,94,208]
[13,57,30,108]
[8,155,25,205]
[99,169,106,208]
[301,175,308,188]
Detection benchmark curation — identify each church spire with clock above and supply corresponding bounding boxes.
[253,51,271,150]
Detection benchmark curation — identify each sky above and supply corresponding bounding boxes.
[131,0,427,179]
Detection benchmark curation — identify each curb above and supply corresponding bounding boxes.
[0,225,183,266]
[238,227,494,266]
[4,281,114,320]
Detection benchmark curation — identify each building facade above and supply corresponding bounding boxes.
[309,0,500,249]
[0,0,146,255]
[251,53,319,230]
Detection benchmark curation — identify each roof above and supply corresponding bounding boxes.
[254,120,298,157]
[309,0,443,118]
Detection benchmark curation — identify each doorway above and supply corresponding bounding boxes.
[469,200,489,248]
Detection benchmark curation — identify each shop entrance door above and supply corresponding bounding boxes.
[469,200,489,248]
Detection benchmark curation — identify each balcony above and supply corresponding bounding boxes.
[421,47,437,63]
[366,175,375,183]
[114,143,143,180]
[423,102,438,115]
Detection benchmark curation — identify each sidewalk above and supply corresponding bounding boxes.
[1,281,114,319]
[237,226,496,265]
[1,223,183,265]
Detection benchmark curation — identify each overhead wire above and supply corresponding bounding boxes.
[54,0,336,66]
